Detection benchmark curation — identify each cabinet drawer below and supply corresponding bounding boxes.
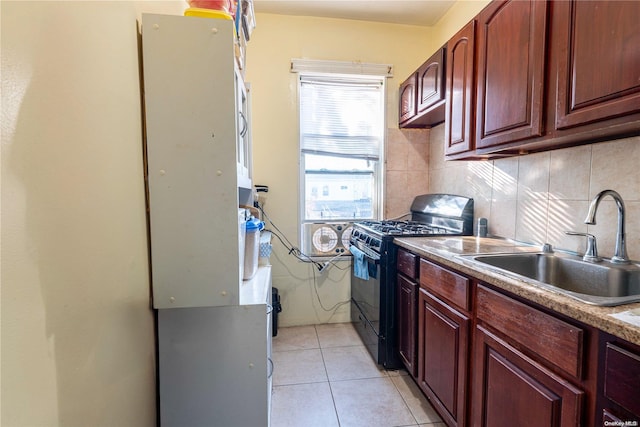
[397,249,418,279]
[476,285,584,378]
[420,259,470,311]
[604,343,640,416]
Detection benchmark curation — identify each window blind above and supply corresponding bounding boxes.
[299,75,384,161]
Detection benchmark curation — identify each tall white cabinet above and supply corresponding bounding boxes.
[143,13,253,309]
[142,13,272,427]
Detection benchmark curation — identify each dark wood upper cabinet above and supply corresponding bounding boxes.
[475,0,548,150]
[554,0,640,130]
[417,48,446,115]
[444,0,640,160]
[444,20,476,157]
[399,48,446,128]
[399,73,417,124]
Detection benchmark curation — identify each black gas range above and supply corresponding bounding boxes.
[350,194,474,369]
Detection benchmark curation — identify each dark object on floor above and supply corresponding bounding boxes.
[272,287,282,336]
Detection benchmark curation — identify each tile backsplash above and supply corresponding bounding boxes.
[426,123,640,261]
[385,127,430,219]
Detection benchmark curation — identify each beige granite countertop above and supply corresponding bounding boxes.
[394,236,640,346]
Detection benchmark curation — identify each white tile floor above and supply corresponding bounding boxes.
[271,323,445,427]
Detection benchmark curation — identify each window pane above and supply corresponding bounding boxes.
[304,153,375,220]
[305,153,373,171]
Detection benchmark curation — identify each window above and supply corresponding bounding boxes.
[299,74,386,226]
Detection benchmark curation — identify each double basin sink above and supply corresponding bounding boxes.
[462,250,640,306]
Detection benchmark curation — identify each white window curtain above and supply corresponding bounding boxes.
[299,76,384,161]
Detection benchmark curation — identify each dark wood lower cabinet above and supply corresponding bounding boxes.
[597,334,640,424]
[397,274,417,377]
[472,325,584,427]
[397,249,633,427]
[418,288,470,427]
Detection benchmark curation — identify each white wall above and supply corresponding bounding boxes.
[1,1,185,426]
[244,2,491,327]
[245,14,434,326]
[432,0,490,47]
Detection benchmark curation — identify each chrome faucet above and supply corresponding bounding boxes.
[585,189,629,264]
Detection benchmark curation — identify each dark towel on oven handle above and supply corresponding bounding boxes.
[368,258,377,279]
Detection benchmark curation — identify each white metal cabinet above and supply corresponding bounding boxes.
[142,14,270,426]
[142,14,253,309]
[158,266,273,427]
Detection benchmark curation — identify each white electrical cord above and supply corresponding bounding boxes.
[317,249,350,273]
[310,268,351,313]
[257,203,326,270]
[257,202,351,316]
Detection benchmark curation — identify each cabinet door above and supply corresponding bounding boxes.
[143,15,243,308]
[602,343,640,421]
[158,298,271,426]
[417,48,446,115]
[475,0,547,149]
[445,20,476,157]
[554,1,640,130]
[399,73,417,124]
[418,289,469,427]
[397,274,417,377]
[472,325,584,427]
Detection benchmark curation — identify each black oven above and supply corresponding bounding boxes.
[350,241,398,368]
[350,194,474,369]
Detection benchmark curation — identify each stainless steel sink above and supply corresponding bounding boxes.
[462,252,640,306]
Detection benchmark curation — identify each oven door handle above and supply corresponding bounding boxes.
[352,244,381,264]
[365,253,380,265]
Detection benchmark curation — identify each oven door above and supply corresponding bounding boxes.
[350,251,382,363]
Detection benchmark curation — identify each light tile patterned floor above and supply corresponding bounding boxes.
[271,323,445,427]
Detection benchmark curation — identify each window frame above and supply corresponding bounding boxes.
[297,71,387,242]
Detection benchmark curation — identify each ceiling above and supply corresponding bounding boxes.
[252,0,456,27]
